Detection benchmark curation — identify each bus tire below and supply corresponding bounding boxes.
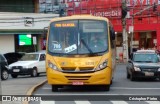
[52,85,58,92]
[101,85,110,91]
[110,79,113,85]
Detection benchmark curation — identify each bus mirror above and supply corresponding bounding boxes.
[111,29,115,40]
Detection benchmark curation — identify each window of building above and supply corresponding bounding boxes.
[0,0,34,13]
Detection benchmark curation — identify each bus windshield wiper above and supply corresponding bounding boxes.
[144,61,153,63]
[134,61,144,62]
[81,39,93,53]
[135,61,152,63]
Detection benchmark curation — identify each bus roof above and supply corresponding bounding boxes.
[50,15,109,23]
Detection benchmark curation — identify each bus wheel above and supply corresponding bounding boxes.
[110,79,113,85]
[101,85,110,91]
[52,85,58,92]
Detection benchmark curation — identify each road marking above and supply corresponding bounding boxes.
[74,101,91,104]
[40,101,55,104]
[34,93,159,96]
[111,101,128,104]
[42,87,51,89]
[145,101,160,104]
[34,93,125,95]
[111,87,160,90]
[42,87,160,90]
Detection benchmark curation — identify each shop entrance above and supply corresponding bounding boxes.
[139,32,156,49]
[14,34,43,52]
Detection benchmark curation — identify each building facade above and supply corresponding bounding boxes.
[0,0,59,54]
[65,0,160,51]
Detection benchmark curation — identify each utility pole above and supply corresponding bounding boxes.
[122,0,129,62]
[129,2,159,53]
[130,15,134,54]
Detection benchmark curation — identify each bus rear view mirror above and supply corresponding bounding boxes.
[111,29,115,40]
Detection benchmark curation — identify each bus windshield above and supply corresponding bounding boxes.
[48,20,108,56]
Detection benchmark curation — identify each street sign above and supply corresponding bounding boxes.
[24,17,34,27]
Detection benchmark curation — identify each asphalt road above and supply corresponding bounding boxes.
[30,64,160,104]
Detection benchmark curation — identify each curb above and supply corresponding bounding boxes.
[22,79,47,104]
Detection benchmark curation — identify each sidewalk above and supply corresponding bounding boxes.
[1,75,47,104]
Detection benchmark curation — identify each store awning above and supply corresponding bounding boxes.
[0,29,44,34]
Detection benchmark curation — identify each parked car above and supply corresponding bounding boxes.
[0,54,9,80]
[4,52,25,65]
[8,51,46,78]
[126,50,160,81]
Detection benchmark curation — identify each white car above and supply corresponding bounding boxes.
[8,51,46,78]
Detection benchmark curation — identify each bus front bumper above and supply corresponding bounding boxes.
[47,67,112,85]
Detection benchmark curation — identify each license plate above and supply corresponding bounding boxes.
[145,72,154,76]
[72,81,84,85]
[13,69,20,72]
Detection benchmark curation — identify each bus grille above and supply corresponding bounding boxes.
[79,67,94,71]
[65,76,91,80]
[61,67,76,72]
[61,67,94,72]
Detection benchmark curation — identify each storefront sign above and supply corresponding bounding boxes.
[90,9,121,17]
[127,0,157,6]
[24,17,34,27]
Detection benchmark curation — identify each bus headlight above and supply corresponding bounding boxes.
[48,61,59,71]
[134,67,141,71]
[95,60,108,71]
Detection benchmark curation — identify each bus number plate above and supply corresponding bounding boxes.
[72,81,84,85]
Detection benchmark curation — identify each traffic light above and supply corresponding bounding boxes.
[153,3,157,11]
[121,2,128,19]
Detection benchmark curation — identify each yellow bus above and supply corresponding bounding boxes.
[46,15,116,91]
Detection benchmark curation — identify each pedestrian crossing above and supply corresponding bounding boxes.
[39,101,160,104]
